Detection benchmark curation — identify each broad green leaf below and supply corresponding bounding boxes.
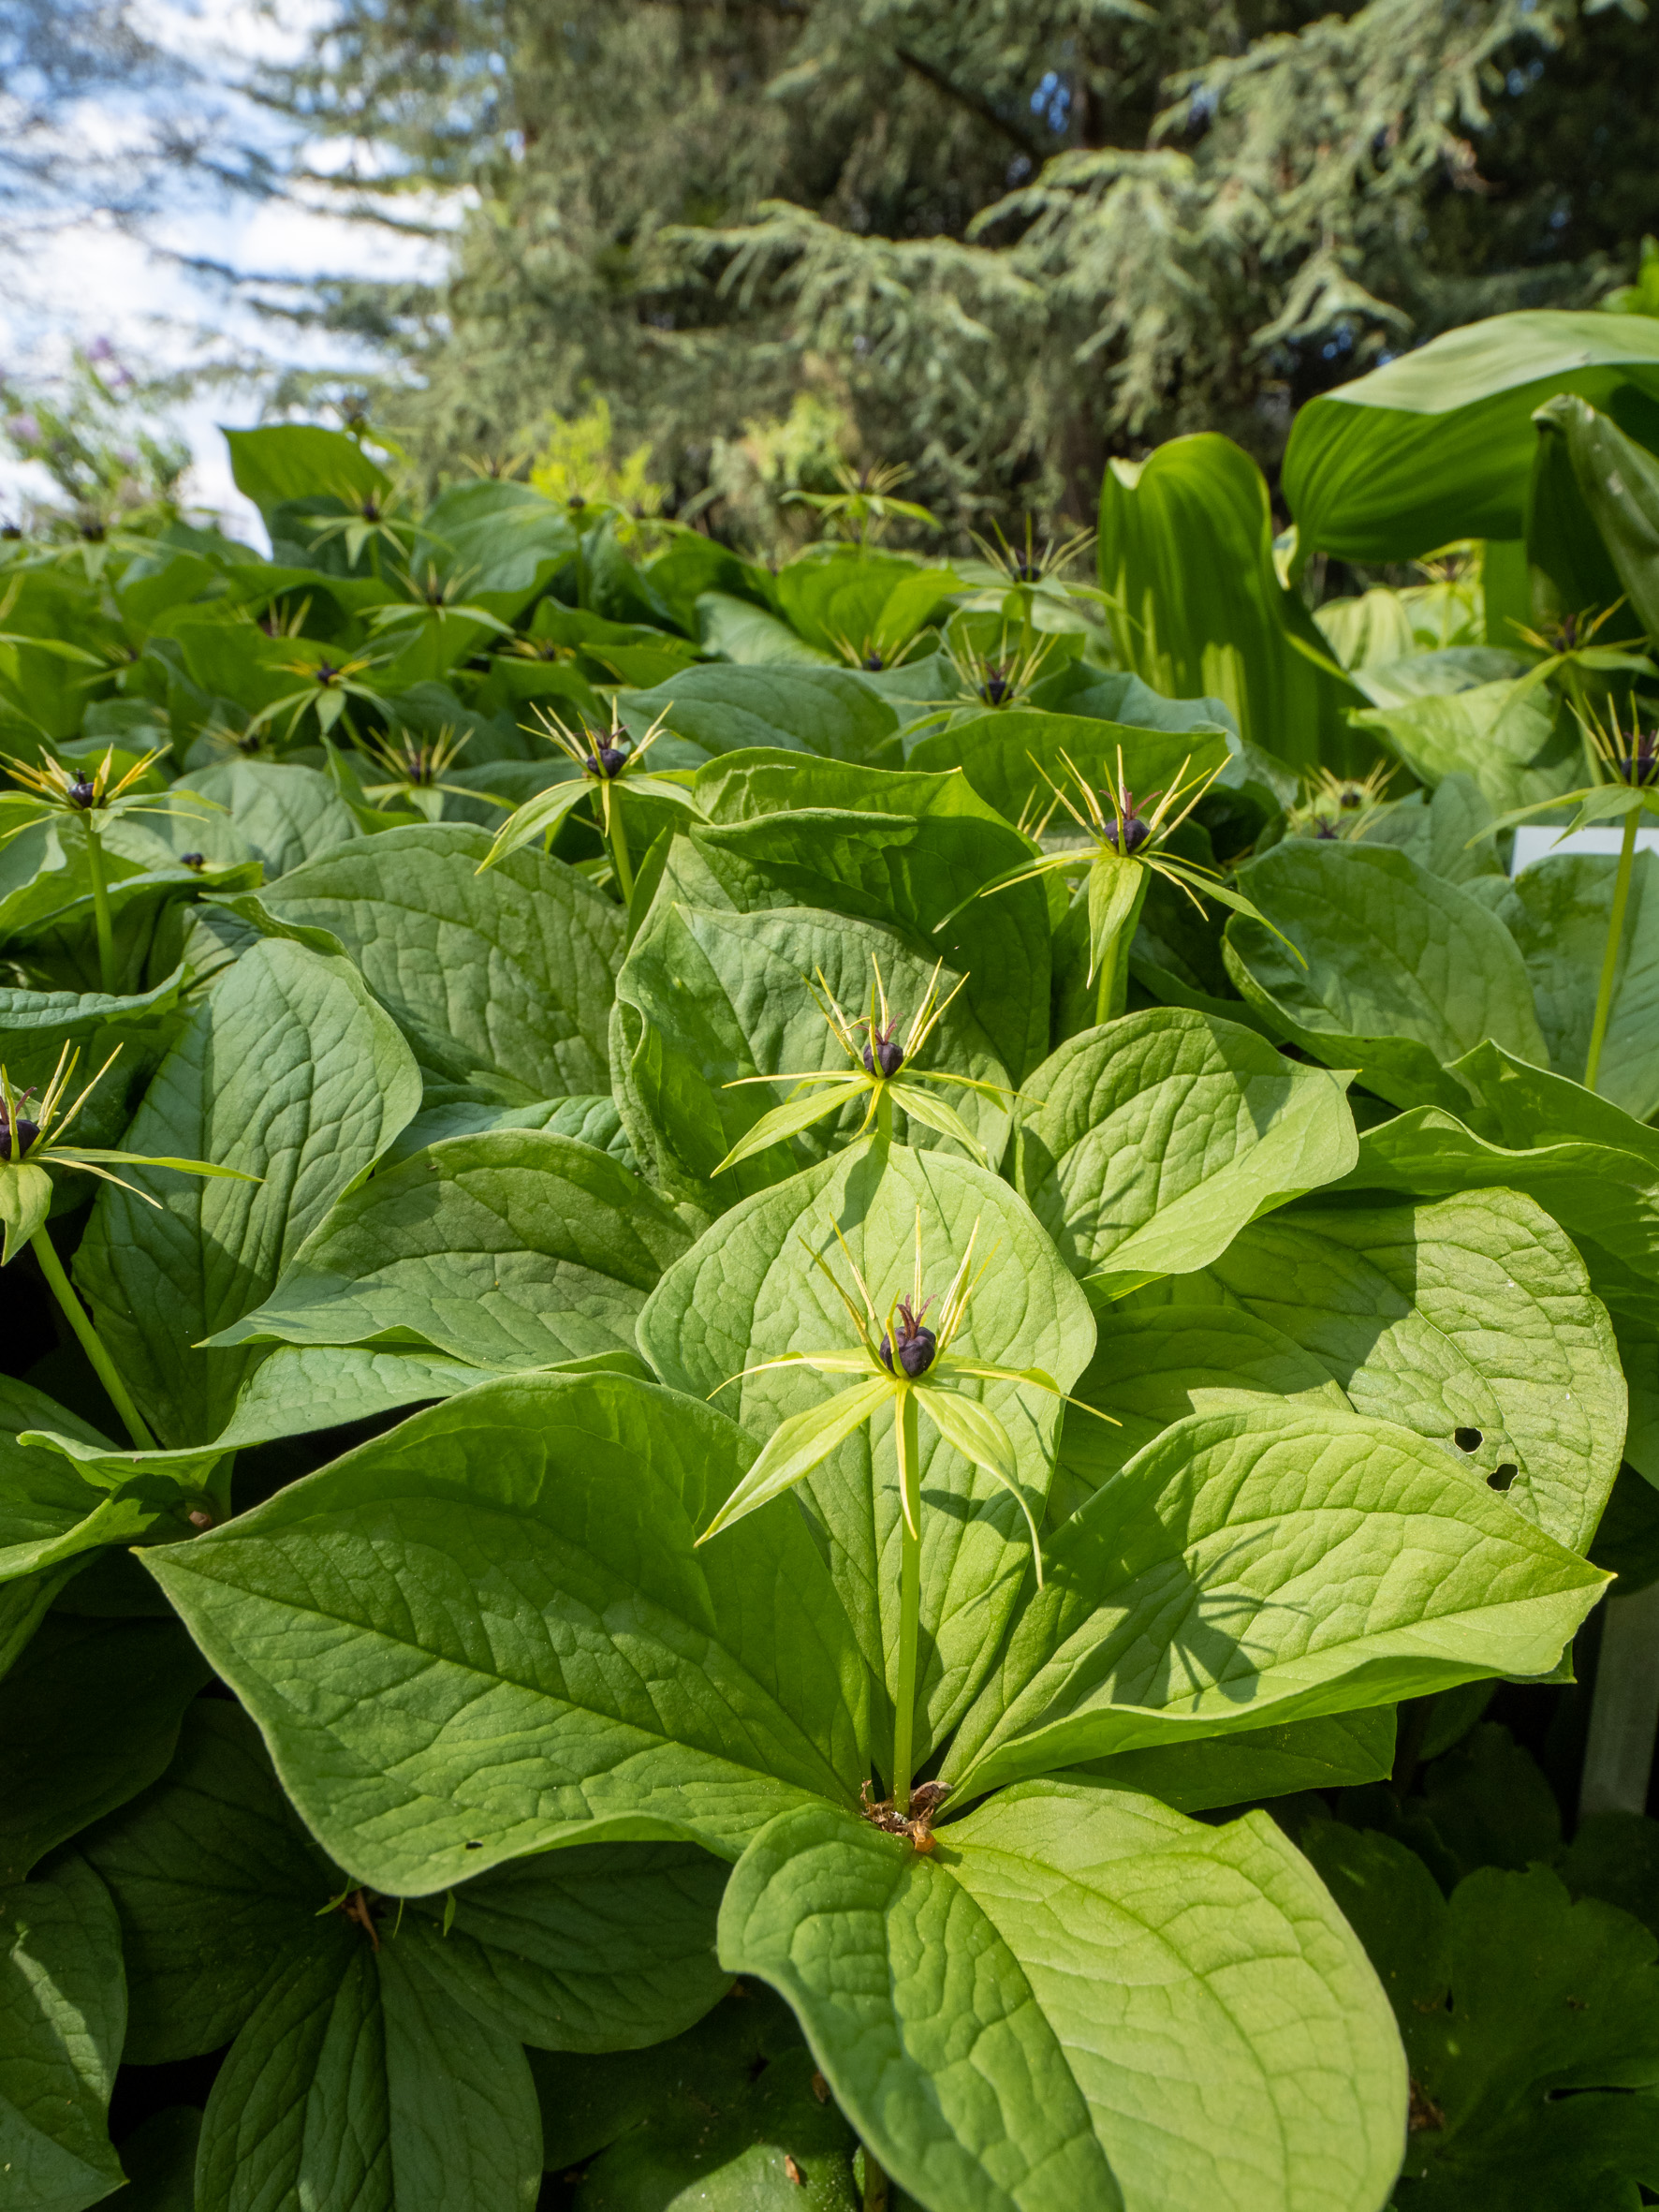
[1017,1009,1358,1303]
[0,968,186,1150]
[1224,840,1549,1111]
[1351,773,1504,886]
[774,550,956,658]
[0,1855,125,2212]
[615,903,1011,1203]
[691,748,1011,830]
[653,804,1051,1081]
[1057,1303,1350,1502]
[75,938,422,1444]
[905,710,1229,825]
[1303,1829,1659,2210]
[1483,851,1659,1120]
[1097,433,1365,773]
[1531,392,1659,641]
[694,591,835,666]
[0,1377,195,1586]
[639,1143,1095,1773]
[620,666,899,763]
[226,423,389,518]
[253,823,623,1102]
[1195,1191,1626,1555]
[212,1343,648,1450]
[144,1372,870,1891]
[0,1616,209,1884]
[1081,1707,1396,1813]
[1283,309,1659,562]
[532,1983,859,2205]
[169,759,360,877]
[1349,678,1580,818]
[945,1405,1606,1798]
[721,1779,1404,2212]
[382,1090,635,1171]
[208,1129,691,1367]
[418,479,580,611]
[1343,1041,1659,1329]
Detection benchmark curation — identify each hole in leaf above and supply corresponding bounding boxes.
[464,1840,483,1851]
[1454,1427,1483,1453]
[1488,1464,1519,1492]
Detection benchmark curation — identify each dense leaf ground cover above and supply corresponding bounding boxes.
[7,308,1659,2211]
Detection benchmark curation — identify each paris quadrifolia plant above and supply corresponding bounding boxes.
[357,724,513,821]
[477,700,688,901]
[0,743,219,993]
[712,955,1014,1173]
[697,1208,1113,1818]
[1477,694,1659,1094]
[245,644,389,745]
[1286,760,1396,841]
[947,744,1298,1023]
[0,1041,257,1450]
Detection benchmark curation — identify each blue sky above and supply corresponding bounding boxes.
[0,0,448,542]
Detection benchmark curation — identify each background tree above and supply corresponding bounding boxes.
[264,0,1658,540]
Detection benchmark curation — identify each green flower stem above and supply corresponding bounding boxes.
[891,1385,922,1816]
[874,1084,894,1144]
[606,786,635,906]
[1585,804,1641,1094]
[82,816,117,997]
[30,1226,154,1449]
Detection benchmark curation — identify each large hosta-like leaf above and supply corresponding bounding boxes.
[207,1129,690,1368]
[253,823,624,1102]
[619,666,899,764]
[639,1142,1095,1762]
[1224,840,1549,1111]
[144,1373,870,1892]
[0,1854,125,2212]
[75,938,422,1443]
[946,1404,1605,1798]
[905,711,1230,825]
[720,1779,1405,2212]
[1015,1009,1358,1303]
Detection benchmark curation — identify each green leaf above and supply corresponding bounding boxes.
[691,747,1012,830]
[1482,850,1659,1119]
[1224,840,1549,1111]
[774,550,957,658]
[74,939,422,1444]
[1532,392,1659,641]
[694,591,835,666]
[639,1143,1095,1774]
[0,1615,209,1884]
[905,710,1230,825]
[1080,1707,1397,1813]
[1098,433,1365,773]
[1016,1008,1358,1303]
[615,903,1011,1203]
[208,1128,690,1368]
[1195,1190,1626,1554]
[1351,773,1505,886]
[169,759,360,877]
[1282,309,1659,562]
[654,805,1051,1082]
[534,1987,860,2205]
[0,1162,52,1267]
[721,1779,1404,2212]
[945,1404,1607,1799]
[143,1372,870,1891]
[1057,1303,1350,1502]
[226,424,389,520]
[382,1090,636,1171]
[1301,1828,1659,2211]
[253,823,624,1102]
[0,1377,198,1586]
[0,1855,125,2212]
[619,667,899,764]
[1349,678,1580,818]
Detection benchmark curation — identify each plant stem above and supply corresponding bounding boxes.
[891,1386,922,1816]
[606,787,635,906]
[874,1084,894,1144]
[1580,1581,1659,1818]
[30,1226,154,1448]
[1585,804,1641,1094]
[860,2144,888,2212]
[82,817,116,996]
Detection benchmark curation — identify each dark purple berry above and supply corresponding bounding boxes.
[1312,816,1341,839]
[584,743,629,778]
[980,671,1012,705]
[1615,734,1659,787]
[180,851,205,870]
[862,1030,904,1079]
[0,1113,40,1158]
[1104,814,1151,854]
[878,1298,936,1379]
[66,777,97,808]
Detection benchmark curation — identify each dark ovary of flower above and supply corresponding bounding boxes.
[0,1109,40,1158]
[1615,731,1659,787]
[66,777,97,809]
[879,1298,936,1379]
[1103,812,1151,853]
[862,1026,904,1079]
[584,742,630,778]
